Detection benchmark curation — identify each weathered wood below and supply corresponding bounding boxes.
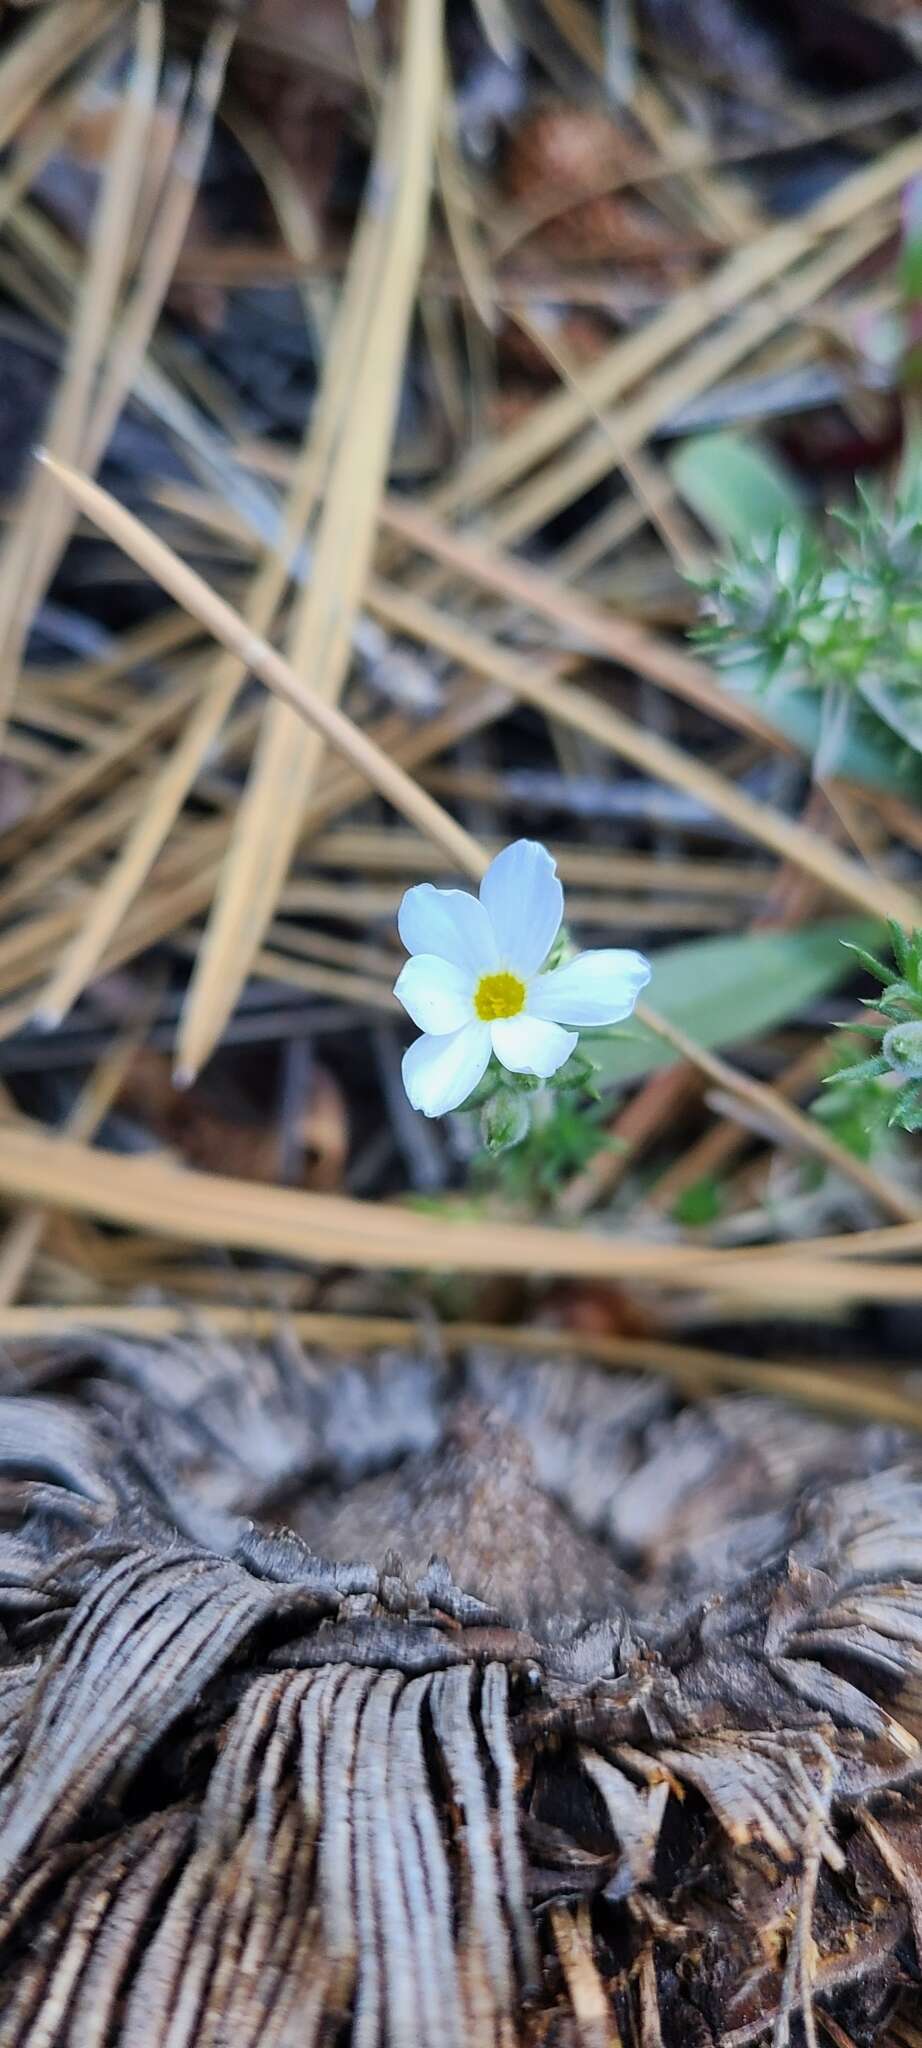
[0,1331,919,2043]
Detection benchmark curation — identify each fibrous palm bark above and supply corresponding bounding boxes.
[0,1332,919,2044]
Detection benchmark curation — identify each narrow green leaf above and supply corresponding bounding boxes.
[893,1084,922,1132]
[670,431,804,546]
[840,941,893,985]
[593,920,880,1088]
[722,674,922,797]
[887,920,912,976]
[822,1055,889,1086]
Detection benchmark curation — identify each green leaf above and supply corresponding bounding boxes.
[893,1084,922,1132]
[672,1176,724,1227]
[840,940,893,984]
[821,1054,889,1086]
[878,982,918,1013]
[887,920,912,977]
[670,431,805,546]
[480,1088,531,1154]
[592,920,880,1088]
[721,672,922,797]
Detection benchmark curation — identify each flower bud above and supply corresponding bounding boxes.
[883,1021,922,1080]
[549,1049,598,1092]
[480,1088,531,1155]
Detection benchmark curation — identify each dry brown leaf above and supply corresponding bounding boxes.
[114,1047,348,1192]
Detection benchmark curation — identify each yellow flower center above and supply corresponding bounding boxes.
[474,970,526,1022]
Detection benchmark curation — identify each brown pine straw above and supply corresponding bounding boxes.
[33,455,920,943]
[0,1024,145,1305]
[296,829,773,898]
[0,0,164,730]
[379,492,789,742]
[33,453,920,1225]
[0,1302,911,1437]
[362,560,921,932]
[37,441,325,1027]
[33,458,487,935]
[5,14,236,714]
[424,129,922,522]
[0,1125,920,1310]
[179,0,445,1081]
[128,479,900,918]
[0,0,120,159]
[470,214,890,555]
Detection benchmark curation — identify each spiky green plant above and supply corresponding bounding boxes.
[824,924,922,1134]
[696,465,922,773]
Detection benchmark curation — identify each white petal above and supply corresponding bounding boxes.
[393,955,473,1035]
[491,1014,577,1078]
[401,1022,492,1116]
[528,948,651,1027]
[479,840,563,976]
[398,884,496,973]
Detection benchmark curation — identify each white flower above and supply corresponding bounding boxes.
[394,839,651,1117]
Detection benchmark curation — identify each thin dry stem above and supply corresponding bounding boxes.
[0,1307,916,1430]
[0,1125,920,1305]
[178,0,445,1079]
[0,1,164,726]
